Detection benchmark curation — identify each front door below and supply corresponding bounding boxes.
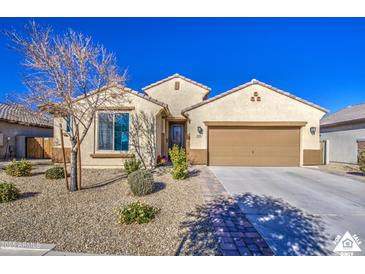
[169,123,185,148]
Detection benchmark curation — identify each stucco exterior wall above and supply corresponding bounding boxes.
[0,121,53,159]
[53,88,164,168]
[144,78,208,116]
[320,123,365,164]
[185,84,326,165]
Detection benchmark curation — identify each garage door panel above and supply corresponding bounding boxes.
[208,126,300,166]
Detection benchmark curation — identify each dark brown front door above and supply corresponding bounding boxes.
[169,123,185,148]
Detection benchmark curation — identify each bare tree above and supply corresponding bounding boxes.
[6,21,125,191]
[129,111,157,169]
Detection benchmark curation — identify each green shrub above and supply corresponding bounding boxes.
[128,170,154,196]
[45,166,65,179]
[359,150,365,174]
[168,145,189,180]
[124,158,142,175]
[118,201,158,224]
[5,159,32,177]
[0,182,20,203]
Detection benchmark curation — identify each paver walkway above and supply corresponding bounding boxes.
[197,167,274,256]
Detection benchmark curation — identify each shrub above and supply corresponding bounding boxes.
[168,145,188,180]
[124,158,142,175]
[5,159,32,177]
[45,166,65,179]
[128,170,155,196]
[118,201,158,224]
[359,150,365,174]
[0,182,20,203]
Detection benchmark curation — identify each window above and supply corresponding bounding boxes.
[97,112,129,151]
[65,115,71,133]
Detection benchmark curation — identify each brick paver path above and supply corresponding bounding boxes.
[197,167,274,256]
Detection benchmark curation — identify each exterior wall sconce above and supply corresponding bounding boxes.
[197,126,203,134]
[310,126,316,135]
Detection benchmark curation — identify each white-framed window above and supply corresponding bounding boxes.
[97,112,130,151]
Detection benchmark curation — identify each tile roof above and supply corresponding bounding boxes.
[0,103,53,128]
[120,86,169,109]
[182,79,328,114]
[142,73,211,93]
[320,102,365,126]
[74,84,169,109]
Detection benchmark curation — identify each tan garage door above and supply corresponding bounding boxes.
[208,126,300,166]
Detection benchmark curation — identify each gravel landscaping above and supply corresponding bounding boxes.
[317,162,365,183]
[0,164,205,255]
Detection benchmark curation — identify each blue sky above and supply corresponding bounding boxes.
[0,17,364,113]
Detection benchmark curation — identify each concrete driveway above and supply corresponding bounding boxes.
[209,166,365,256]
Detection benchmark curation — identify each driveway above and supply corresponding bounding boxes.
[209,166,365,256]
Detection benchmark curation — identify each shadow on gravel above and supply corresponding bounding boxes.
[31,171,46,176]
[153,182,166,193]
[236,193,331,256]
[347,171,364,177]
[176,198,223,256]
[19,192,40,200]
[82,174,127,190]
[188,168,201,178]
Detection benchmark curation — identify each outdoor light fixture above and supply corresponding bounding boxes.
[310,127,316,135]
[197,126,203,134]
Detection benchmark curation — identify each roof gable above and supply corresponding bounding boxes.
[142,73,211,94]
[182,79,328,114]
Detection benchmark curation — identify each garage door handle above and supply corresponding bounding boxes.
[252,150,254,154]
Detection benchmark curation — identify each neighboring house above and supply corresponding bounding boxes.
[320,103,365,164]
[0,103,53,159]
[53,74,327,167]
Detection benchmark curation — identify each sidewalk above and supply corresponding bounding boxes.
[0,241,93,256]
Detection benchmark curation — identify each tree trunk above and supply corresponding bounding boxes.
[69,147,78,192]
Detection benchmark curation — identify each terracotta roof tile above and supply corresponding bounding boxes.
[0,103,53,128]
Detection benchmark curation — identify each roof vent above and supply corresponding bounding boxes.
[174,81,180,90]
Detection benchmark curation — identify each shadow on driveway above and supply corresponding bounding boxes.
[236,193,332,255]
[176,193,332,256]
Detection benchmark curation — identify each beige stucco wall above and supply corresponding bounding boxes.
[53,87,164,168]
[185,84,326,165]
[144,77,208,116]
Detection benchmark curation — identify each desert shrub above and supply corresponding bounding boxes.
[124,158,142,175]
[5,159,32,177]
[128,170,155,196]
[118,201,158,224]
[0,182,20,203]
[359,150,365,174]
[45,166,65,179]
[168,145,188,180]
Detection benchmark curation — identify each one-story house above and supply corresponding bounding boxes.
[53,74,327,167]
[320,103,365,164]
[0,103,53,159]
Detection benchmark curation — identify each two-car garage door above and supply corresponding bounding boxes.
[208,126,300,166]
